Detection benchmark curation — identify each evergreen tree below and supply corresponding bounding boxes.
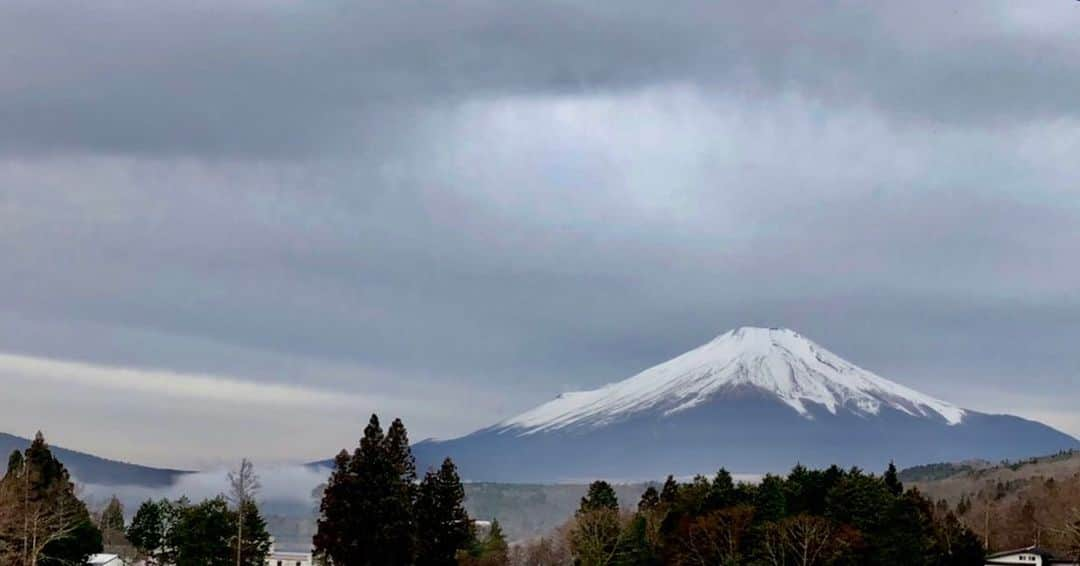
[755,474,787,524]
[0,432,102,565]
[99,495,128,548]
[824,469,892,534]
[383,418,418,564]
[100,496,125,532]
[615,513,658,566]
[168,497,233,566]
[659,476,680,505]
[580,481,619,513]
[481,519,509,565]
[313,450,354,565]
[933,511,984,566]
[128,499,169,564]
[874,490,936,565]
[637,487,660,513]
[313,414,419,566]
[232,500,272,566]
[7,449,23,476]
[708,468,735,510]
[415,458,473,566]
[885,461,904,497]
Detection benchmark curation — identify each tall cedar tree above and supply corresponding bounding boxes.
[314,414,418,566]
[0,432,102,566]
[415,458,474,566]
[313,450,353,565]
[884,461,904,497]
[384,418,419,563]
[659,476,680,505]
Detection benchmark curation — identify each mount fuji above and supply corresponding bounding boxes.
[412,327,1079,482]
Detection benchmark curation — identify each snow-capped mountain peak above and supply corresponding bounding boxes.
[498,326,964,435]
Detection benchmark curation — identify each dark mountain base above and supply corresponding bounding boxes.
[412,395,1079,483]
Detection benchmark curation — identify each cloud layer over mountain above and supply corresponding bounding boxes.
[1,0,1078,466]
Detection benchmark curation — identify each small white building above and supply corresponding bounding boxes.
[265,549,314,566]
[986,546,1079,565]
[87,555,131,566]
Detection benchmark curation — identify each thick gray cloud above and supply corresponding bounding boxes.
[1,1,1078,157]
[0,1,1078,467]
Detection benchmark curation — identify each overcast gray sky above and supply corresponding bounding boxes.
[1,0,1078,468]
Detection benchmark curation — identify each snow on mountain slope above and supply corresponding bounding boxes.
[496,327,964,435]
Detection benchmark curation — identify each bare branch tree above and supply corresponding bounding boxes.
[227,458,261,566]
[761,515,841,566]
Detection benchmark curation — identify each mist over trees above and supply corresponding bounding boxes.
[127,495,272,566]
[126,460,272,566]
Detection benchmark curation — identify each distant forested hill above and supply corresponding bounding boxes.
[908,449,1080,555]
[0,432,189,487]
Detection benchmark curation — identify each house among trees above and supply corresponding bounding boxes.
[986,546,1080,565]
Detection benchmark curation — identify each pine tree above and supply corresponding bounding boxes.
[580,481,619,513]
[615,513,658,566]
[755,474,787,524]
[99,495,128,548]
[659,476,680,505]
[128,499,169,565]
[638,487,660,513]
[874,490,936,565]
[884,461,904,497]
[415,458,473,566]
[481,519,509,565]
[100,496,125,532]
[6,450,23,476]
[709,468,735,509]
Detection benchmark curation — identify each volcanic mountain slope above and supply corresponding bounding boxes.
[412,327,1079,482]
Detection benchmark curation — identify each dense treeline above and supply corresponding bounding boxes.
[514,463,985,566]
[314,414,507,566]
[126,495,272,566]
[313,416,986,566]
[124,458,273,566]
